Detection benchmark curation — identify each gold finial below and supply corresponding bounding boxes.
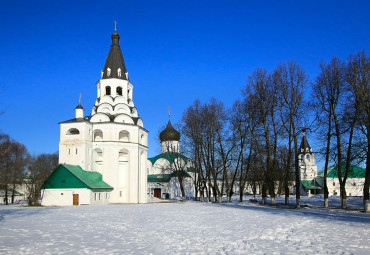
[114,21,117,31]
[168,106,171,119]
[79,93,81,105]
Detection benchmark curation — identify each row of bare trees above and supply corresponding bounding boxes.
[0,132,58,205]
[180,50,370,212]
[313,51,370,211]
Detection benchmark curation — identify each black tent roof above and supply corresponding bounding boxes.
[101,31,128,80]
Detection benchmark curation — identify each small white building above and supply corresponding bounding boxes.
[147,117,196,199]
[316,164,366,197]
[41,164,113,206]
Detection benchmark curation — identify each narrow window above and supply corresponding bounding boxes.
[107,68,111,77]
[68,148,70,155]
[95,193,97,200]
[106,193,108,199]
[99,193,101,200]
[120,191,122,197]
[106,86,111,95]
[76,148,78,154]
[117,68,121,77]
[333,182,335,186]
[116,86,122,96]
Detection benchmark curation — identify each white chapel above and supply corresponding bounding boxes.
[42,27,148,205]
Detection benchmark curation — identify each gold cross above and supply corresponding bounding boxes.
[79,93,81,104]
[114,21,117,31]
[168,106,171,118]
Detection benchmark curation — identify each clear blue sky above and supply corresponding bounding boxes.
[0,0,369,158]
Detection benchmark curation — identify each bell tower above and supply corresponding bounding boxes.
[298,128,317,180]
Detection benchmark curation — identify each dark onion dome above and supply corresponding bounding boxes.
[160,120,180,141]
[101,31,128,80]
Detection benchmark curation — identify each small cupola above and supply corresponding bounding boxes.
[75,94,84,119]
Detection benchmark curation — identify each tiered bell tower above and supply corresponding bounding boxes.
[298,129,317,180]
[59,25,148,203]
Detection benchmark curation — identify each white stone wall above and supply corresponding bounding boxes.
[41,188,111,206]
[326,177,365,196]
[59,122,93,171]
[41,189,91,206]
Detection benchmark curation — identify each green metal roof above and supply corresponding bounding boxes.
[148,152,189,165]
[148,174,172,182]
[318,164,365,178]
[42,164,113,190]
[147,171,191,183]
[187,167,197,172]
[301,180,322,190]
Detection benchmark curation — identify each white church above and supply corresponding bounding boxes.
[41,27,148,205]
[147,115,196,200]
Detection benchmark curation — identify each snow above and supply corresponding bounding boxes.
[1,197,370,254]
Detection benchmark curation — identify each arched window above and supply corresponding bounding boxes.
[119,130,130,142]
[106,86,111,96]
[66,128,80,135]
[140,134,146,145]
[93,148,103,173]
[116,86,122,96]
[306,154,310,161]
[119,149,128,162]
[94,129,103,141]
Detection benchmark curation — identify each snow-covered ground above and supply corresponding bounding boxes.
[1,197,370,254]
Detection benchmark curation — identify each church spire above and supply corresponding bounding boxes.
[101,22,128,80]
[299,123,311,153]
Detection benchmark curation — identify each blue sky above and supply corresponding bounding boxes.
[0,0,369,158]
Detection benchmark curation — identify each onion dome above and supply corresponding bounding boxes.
[160,120,180,142]
[101,29,128,80]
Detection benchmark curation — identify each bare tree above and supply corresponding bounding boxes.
[274,61,307,208]
[162,140,189,201]
[182,100,208,202]
[10,141,29,203]
[347,50,370,212]
[27,153,58,206]
[243,68,277,204]
[0,134,11,204]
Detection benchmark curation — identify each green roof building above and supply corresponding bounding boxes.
[41,164,113,206]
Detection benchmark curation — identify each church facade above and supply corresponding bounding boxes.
[42,28,148,205]
[147,116,196,200]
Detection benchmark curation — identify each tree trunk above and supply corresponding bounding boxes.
[261,183,267,205]
[364,138,370,212]
[285,186,290,205]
